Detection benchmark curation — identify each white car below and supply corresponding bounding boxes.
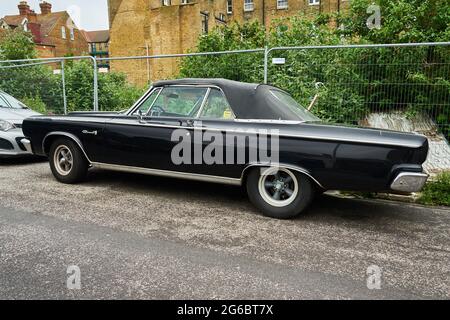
[0,91,40,158]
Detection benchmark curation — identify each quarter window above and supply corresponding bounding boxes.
[149,87,208,117]
[200,89,235,120]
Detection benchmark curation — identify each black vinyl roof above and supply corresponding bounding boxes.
[152,78,302,120]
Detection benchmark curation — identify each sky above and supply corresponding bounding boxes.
[0,0,109,31]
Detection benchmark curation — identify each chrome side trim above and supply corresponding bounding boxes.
[91,162,242,186]
[241,163,325,189]
[33,117,423,148]
[42,131,92,163]
[390,172,428,193]
[20,138,33,153]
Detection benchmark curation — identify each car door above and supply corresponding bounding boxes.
[99,85,209,170]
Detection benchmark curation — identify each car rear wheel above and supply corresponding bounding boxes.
[246,167,314,219]
[49,138,88,184]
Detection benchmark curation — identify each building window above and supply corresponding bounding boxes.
[70,28,75,41]
[201,12,209,34]
[61,26,66,39]
[181,0,191,4]
[227,0,233,14]
[309,0,320,5]
[277,0,288,9]
[162,0,171,6]
[22,19,28,32]
[244,0,254,12]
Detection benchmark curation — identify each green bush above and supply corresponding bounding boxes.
[418,172,450,207]
[21,95,47,114]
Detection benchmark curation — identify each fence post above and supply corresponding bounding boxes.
[60,60,67,115]
[263,46,269,84]
[91,57,99,111]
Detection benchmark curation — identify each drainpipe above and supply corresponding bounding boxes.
[262,0,266,29]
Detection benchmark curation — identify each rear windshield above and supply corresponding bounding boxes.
[270,90,320,122]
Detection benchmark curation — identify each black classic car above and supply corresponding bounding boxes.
[22,79,429,219]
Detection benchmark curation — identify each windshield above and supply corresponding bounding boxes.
[0,92,28,109]
[270,90,320,122]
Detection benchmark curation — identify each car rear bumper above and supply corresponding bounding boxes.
[0,130,33,158]
[390,172,429,193]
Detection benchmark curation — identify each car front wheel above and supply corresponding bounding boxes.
[246,167,314,219]
[49,138,88,184]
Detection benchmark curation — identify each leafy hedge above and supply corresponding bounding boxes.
[418,172,450,207]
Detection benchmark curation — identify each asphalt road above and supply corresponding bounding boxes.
[0,159,449,299]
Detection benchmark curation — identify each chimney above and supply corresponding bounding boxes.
[28,10,37,23]
[39,1,52,15]
[18,1,30,16]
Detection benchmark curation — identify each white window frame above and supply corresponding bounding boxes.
[162,0,171,6]
[227,0,233,14]
[22,19,28,32]
[181,0,189,4]
[70,28,75,41]
[244,0,254,12]
[61,26,66,39]
[309,0,320,5]
[277,0,288,9]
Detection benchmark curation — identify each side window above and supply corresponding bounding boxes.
[135,88,161,115]
[199,88,235,120]
[149,86,208,117]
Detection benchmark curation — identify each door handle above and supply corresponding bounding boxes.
[82,130,98,136]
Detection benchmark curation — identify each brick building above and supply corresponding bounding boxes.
[0,1,89,59]
[83,30,110,71]
[108,0,349,85]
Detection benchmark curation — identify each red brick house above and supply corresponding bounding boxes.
[0,1,89,59]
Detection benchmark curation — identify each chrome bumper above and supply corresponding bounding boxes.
[0,129,33,158]
[390,172,429,193]
[20,138,32,153]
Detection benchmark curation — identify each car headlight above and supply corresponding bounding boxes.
[0,120,16,131]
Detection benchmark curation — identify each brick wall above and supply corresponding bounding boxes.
[109,0,346,86]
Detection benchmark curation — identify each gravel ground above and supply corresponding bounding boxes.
[0,159,449,299]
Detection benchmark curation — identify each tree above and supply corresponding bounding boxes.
[0,29,36,60]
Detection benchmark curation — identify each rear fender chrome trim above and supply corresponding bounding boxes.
[42,131,92,163]
[241,163,324,189]
[91,162,242,186]
[390,172,428,193]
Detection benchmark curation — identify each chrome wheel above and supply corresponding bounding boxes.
[258,167,299,207]
[53,145,73,176]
